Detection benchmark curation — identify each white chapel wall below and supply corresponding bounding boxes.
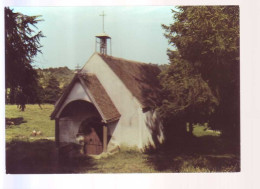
[59,112,97,144]
[82,54,143,148]
[140,109,165,148]
[56,81,97,144]
[56,81,91,118]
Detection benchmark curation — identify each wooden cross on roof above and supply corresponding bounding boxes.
[100,11,106,33]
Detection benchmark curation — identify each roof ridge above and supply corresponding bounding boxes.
[97,53,159,67]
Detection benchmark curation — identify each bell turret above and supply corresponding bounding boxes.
[95,11,111,55]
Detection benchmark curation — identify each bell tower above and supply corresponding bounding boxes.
[95,11,111,55]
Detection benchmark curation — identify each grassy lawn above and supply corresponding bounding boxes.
[5,104,55,142]
[5,104,240,173]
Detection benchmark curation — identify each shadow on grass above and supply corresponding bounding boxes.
[6,139,97,174]
[5,136,240,173]
[145,135,240,172]
[6,117,27,128]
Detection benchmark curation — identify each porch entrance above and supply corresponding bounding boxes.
[78,118,103,155]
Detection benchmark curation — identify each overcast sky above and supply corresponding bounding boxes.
[11,6,175,69]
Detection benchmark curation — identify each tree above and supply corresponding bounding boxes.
[5,7,44,110]
[161,6,240,138]
[44,76,62,104]
[158,56,218,137]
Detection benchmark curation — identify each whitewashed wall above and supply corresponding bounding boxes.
[82,53,164,149]
[82,53,143,148]
[56,81,100,145]
[59,113,97,144]
[56,81,92,118]
[141,109,165,148]
[57,53,165,150]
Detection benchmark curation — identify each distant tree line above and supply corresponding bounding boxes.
[6,66,74,105]
[36,67,74,104]
[42,75,62,104]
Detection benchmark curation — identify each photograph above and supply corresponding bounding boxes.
[4,6,240,174]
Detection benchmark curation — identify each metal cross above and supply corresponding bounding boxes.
[100,11,106,33]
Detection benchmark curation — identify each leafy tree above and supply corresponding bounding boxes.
[44,76,62,104]
[161,6,239,138]
[158,56,218,136]
[5,7,44,110]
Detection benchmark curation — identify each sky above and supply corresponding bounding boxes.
[10,6,175,69]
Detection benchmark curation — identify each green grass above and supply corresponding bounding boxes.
[5,104,240,173]
[5,104,55,142]
[193,124,221,137]
[87,147,157,173]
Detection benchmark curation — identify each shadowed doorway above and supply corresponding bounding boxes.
[78,117,103,155]
[59,100,104,155]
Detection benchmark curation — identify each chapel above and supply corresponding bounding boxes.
[50,13,164,155]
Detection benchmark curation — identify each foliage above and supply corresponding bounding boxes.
[35,67,74,103]
[161,6,240,137]
[36,67,74,89]
[162,6,239,82]
[5,7,44,109]
[44,76,62,104]
[159,58,218,123]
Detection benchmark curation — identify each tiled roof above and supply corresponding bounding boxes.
[99,54,161,109]
[51,73,120,123]
[51,53,162,121]
[79,73,121,123]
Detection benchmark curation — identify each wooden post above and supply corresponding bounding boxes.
[103,125,107,153]
[55,118,60,147]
